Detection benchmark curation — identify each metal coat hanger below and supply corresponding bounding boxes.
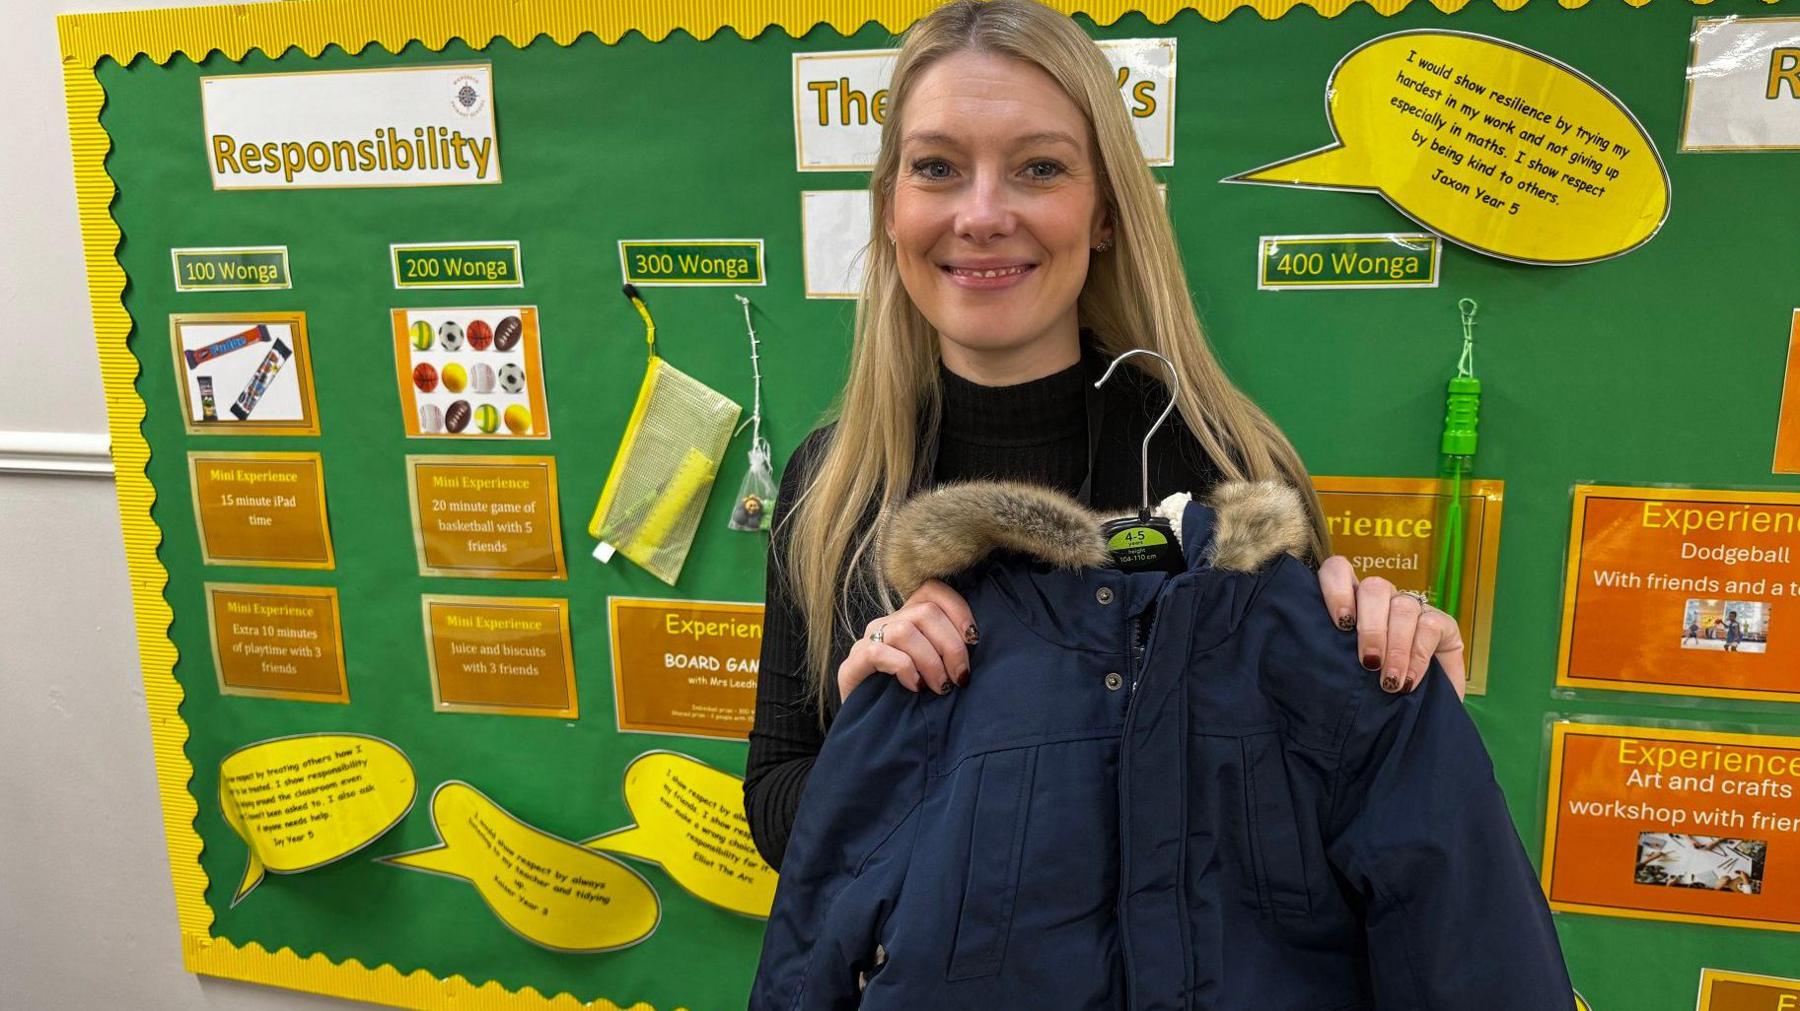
[1093,348,1186,573]
[1094,348,1180,517]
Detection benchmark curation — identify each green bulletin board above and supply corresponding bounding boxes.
[62,0,1800,1007]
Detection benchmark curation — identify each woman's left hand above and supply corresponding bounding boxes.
[1316,555,1467,700]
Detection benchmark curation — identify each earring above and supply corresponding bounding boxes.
[1093,238,1112,252]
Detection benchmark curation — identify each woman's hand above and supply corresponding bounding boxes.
[1317,556,1468,699]
[837,578,979,704]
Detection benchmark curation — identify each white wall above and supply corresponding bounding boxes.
[0,2,365,1007]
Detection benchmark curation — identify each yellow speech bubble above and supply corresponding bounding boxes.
[585,751,778,918]
[1228,30,1669,265]
[380,782,661,952]
[219,733,416,906]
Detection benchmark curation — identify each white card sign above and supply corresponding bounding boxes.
[202,64,502,190]
[793,39,1178,171]
[1682,16,1800,151]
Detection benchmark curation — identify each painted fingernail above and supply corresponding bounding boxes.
[1361,653,1381,671]
[964,623,980,645]
[937,681,953,694]
[1382,675,1400,692]
[1336,611,1356,632]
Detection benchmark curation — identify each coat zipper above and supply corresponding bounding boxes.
[1128,605,1154,694]
[1118,576,1192,1010]
[1117,593,1162,1010]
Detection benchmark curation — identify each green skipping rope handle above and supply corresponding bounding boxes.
[1440,374,1481,459]
[1432,374,1481,615]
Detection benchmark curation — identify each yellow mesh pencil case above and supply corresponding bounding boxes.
[588,287,741,585]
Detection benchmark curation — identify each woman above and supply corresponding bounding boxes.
[746,0,1467,871]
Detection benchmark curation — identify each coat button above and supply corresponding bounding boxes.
[1104,672,1123,691]
[1095,586,1114,605]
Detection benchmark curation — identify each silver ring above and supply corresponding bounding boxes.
[1398,589,1432,607]
[869,623,887,643]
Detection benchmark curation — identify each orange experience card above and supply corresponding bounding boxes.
[391,306,550,439]
[188,451,334,569]
[607,596,763,741]
[420,595,576,718]
[1775,311,1800,474]
[404,456,565,579]
[1557,485,1800,703]
[204,583,347,703]
[1699,968,1800,1010]
[1313,476,1503,694]
[1543,723,1800,933]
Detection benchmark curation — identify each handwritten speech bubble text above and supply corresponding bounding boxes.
[1228,30,1669,265]
[219,733,416,905]
[380,781,661,952]
[585,751,778,918]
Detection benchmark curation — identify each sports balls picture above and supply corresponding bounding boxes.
[494,314,522,351]
[467,319,493,351]
[498,362,525,394]
[391,306,550,439]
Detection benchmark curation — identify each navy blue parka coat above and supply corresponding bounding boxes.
[751,479,1572,1010]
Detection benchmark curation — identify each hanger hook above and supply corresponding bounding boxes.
[1457,298,1479,378]
[1094,347,1180,513]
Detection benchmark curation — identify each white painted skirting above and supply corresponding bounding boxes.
[0,430,114,477]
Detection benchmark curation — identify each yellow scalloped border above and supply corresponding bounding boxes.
[58,0,1680,67]
[183,936,659,1010]
[61,0,1733,1008]
[63,30,205,944]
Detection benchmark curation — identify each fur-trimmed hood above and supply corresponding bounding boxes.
[876,478,1311,597]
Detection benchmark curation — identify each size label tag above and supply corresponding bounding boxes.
[1257,233,1440,290]
[172,246,291,291]
[618,239,766,287]
[391,241,522,289]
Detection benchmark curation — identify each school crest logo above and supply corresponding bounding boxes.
[451,74,485,117]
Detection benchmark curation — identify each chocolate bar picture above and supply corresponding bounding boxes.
[228,338,292,421]
[185,324,271,369]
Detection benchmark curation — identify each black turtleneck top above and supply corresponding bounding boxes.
[933,344,1092,494]
[744,332,1224,869]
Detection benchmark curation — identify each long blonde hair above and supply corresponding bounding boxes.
[779,0,1332,721]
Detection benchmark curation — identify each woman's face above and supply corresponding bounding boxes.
[886,50,1110,372]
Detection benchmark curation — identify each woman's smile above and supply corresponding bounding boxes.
[940,261,1039,288]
